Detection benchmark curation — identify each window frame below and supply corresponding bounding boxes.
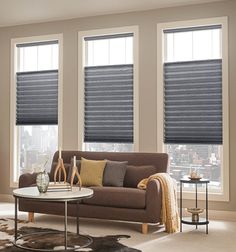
[157,17,229,201]
[78,26,139,151]
[10,34,63,188]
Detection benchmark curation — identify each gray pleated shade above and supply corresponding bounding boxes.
[16,70,58,125]
[164,59,222,144]
[84,64,133,143]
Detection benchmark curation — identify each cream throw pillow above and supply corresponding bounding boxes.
[80,157,106,186]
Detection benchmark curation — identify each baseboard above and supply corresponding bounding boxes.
[209,210,236,221]
[0,194,14,203]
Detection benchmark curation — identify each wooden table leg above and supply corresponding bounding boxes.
[28,212,34,222]
[142,223,148,234]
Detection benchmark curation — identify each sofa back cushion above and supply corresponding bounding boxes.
[124,165,157,188]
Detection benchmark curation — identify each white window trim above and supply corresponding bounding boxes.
[157,17,229,201]
[78,26,139,151]
[10,34,63,188]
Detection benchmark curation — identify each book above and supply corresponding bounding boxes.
[47,187,72,192]
[47,182,72,192]
[48,182,70,187]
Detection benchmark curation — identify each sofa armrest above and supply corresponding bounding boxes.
[19,173,38,188]
[145,179,162,223]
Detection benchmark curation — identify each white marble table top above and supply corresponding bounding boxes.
[13,187,93,201]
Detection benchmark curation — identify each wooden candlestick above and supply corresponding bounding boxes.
[54,158,67,183]
[70,165,82,190]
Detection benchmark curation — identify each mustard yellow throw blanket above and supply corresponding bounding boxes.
[138,173,179,233]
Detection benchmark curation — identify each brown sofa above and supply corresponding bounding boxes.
[19,151,168,233]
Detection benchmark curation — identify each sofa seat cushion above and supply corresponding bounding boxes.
[82,186,146,209]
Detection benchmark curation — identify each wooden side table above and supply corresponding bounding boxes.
[180,178,210,234]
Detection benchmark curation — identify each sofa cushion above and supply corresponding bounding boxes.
[80,158,106,187]
[103,160,128,187]
[82,186,146,209]
[124,165,157,188]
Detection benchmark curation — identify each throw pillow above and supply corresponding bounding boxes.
[67,159,81,184]
[80,157,106,187]
[103,160,128,187]
[124,165,157,188]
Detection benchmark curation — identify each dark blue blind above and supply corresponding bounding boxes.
[164,59,222,145]
[84,64,133,143]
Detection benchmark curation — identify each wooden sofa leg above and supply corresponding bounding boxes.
[142,223,148,234]
[28,212,34,222]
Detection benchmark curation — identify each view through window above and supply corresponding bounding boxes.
[164,27,223,192]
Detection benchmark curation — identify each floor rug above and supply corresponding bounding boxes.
[0,218,141,251]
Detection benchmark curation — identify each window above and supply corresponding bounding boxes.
[78,28,139,152]
[11,35,62,186]
[157,18,229,200]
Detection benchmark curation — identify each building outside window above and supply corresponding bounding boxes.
[11,36,62,185]
[157,18,229,199]
[80,29,138,152]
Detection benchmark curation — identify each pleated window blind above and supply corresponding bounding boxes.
[16,70,58,125]
[84,64,133,143]
[16,41,58,125]
[164,59,222,145]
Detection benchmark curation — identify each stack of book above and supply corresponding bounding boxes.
[47,182,72,192]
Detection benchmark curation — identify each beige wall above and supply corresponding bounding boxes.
[0,0,235,210]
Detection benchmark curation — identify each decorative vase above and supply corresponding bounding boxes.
[36,170,50,193]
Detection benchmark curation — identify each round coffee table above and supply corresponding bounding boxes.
[13,187,93,251]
